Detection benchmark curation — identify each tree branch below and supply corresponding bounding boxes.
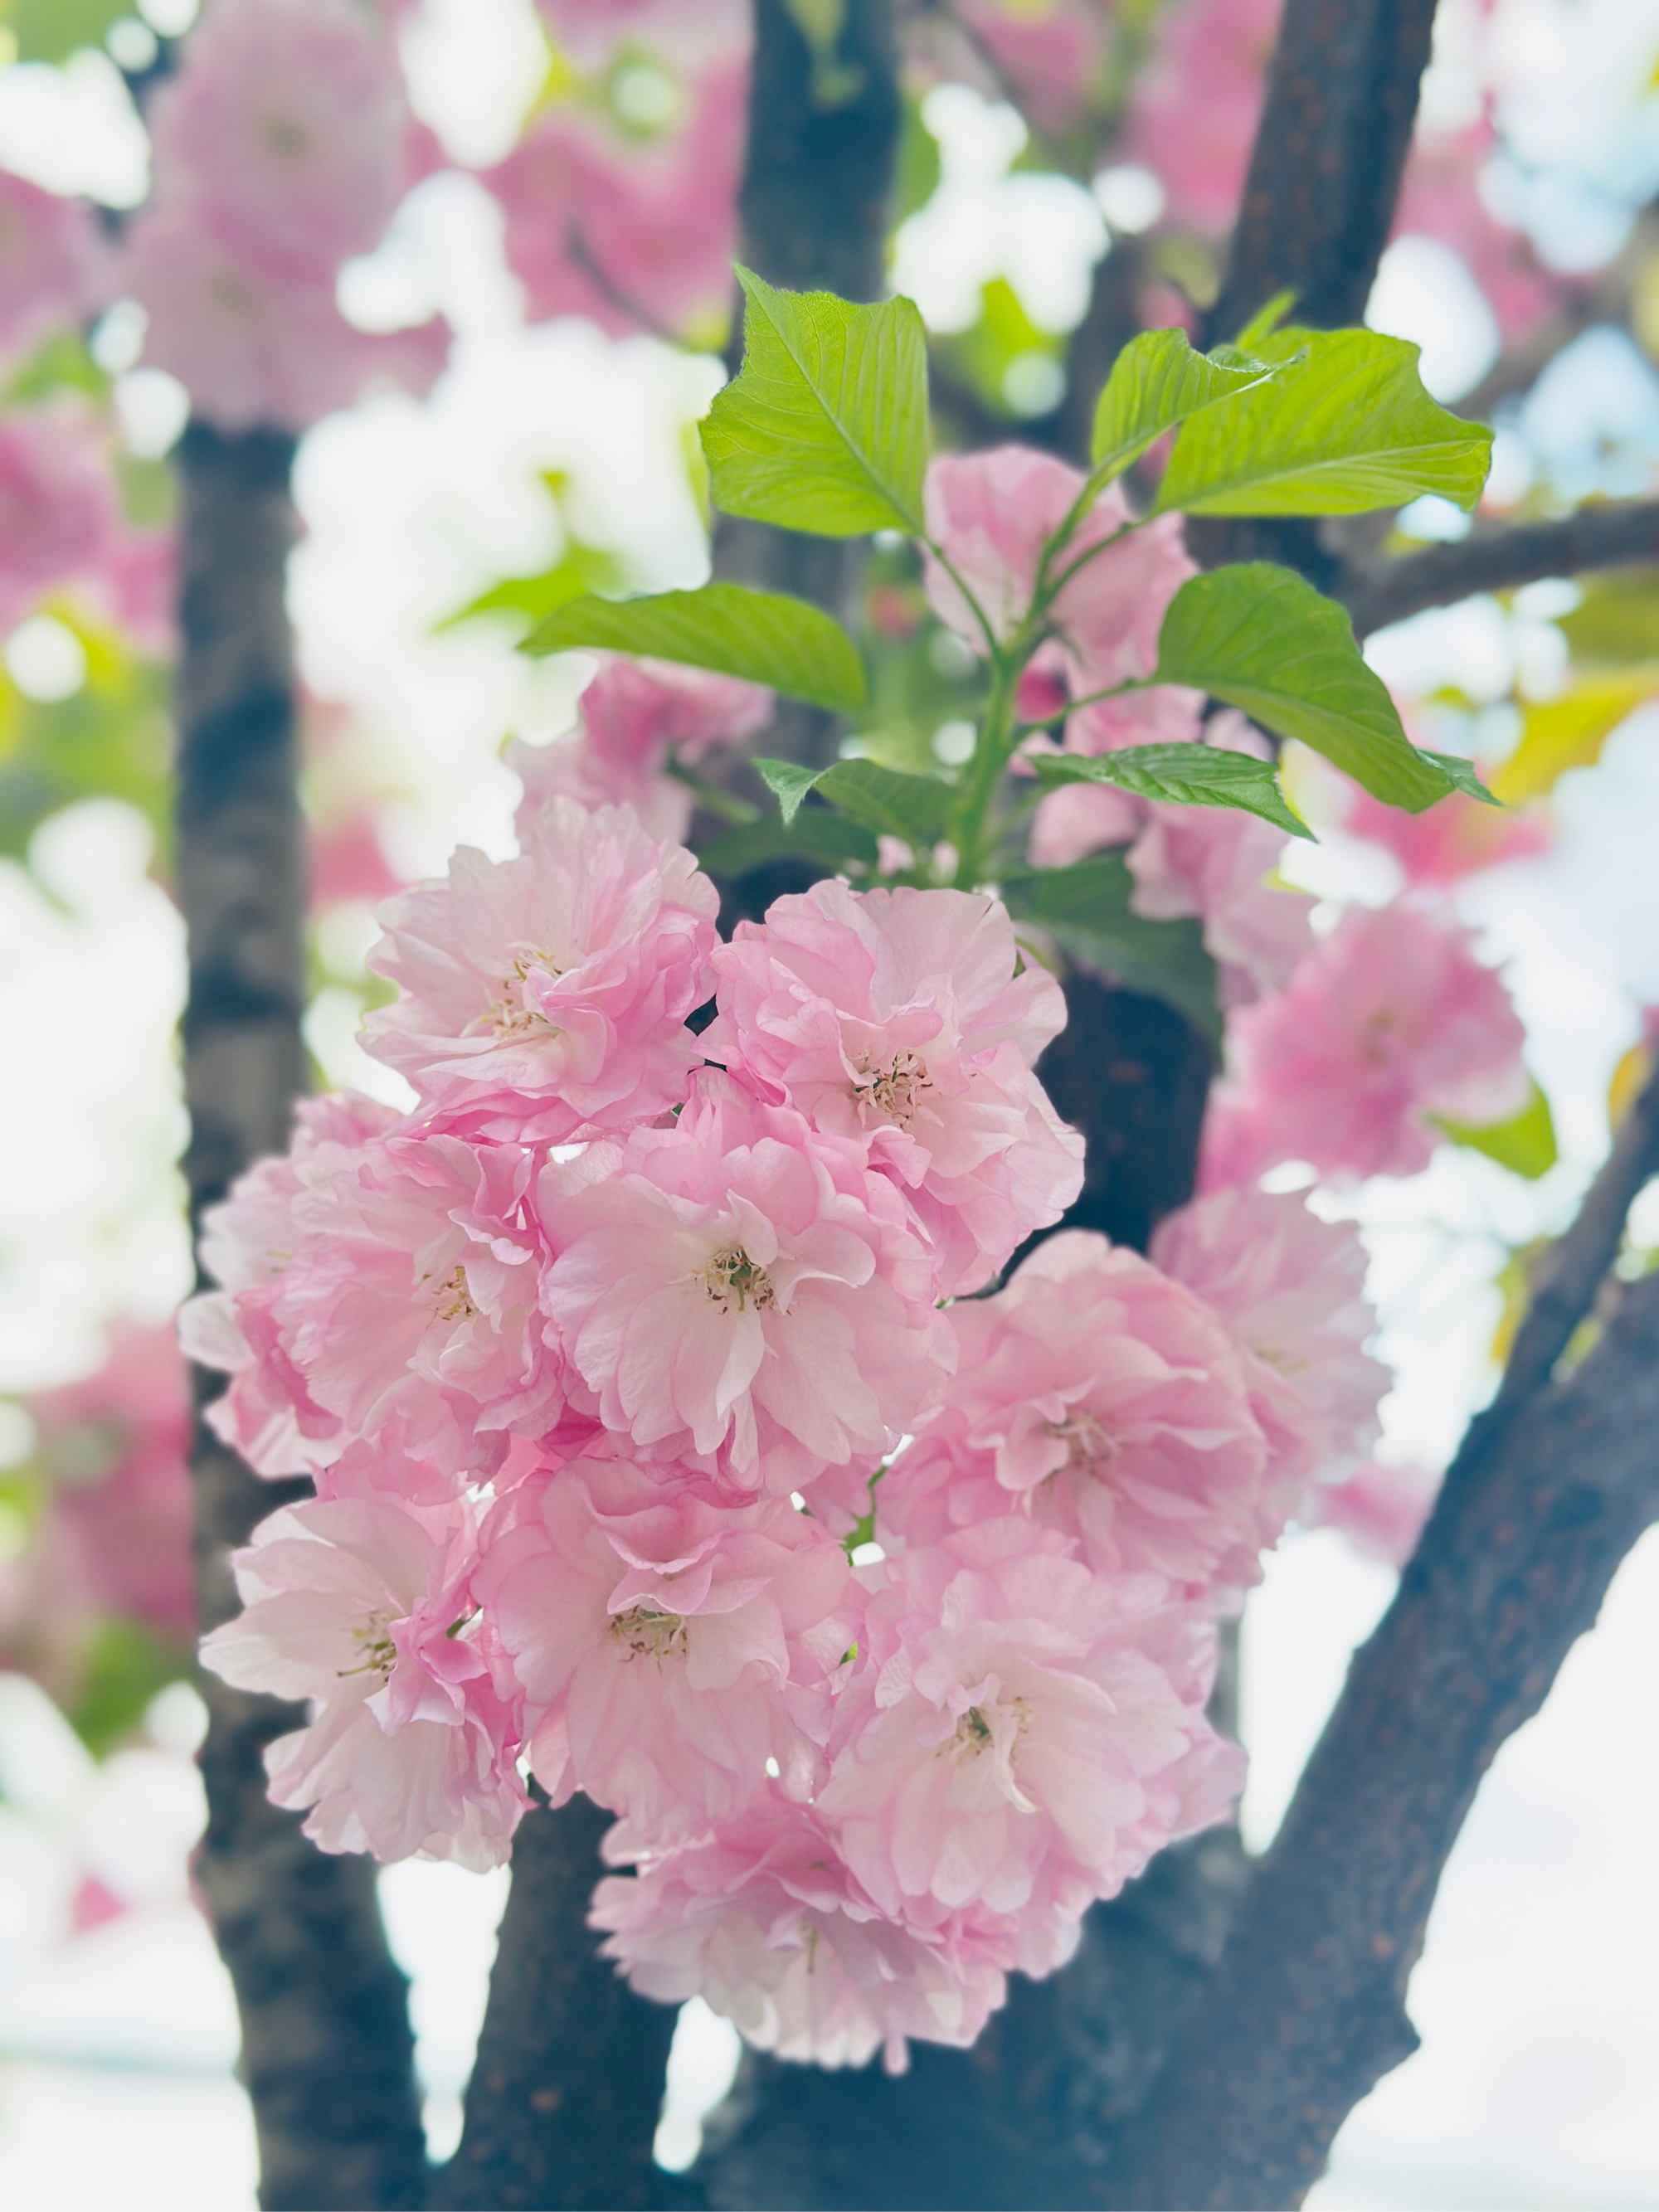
[1098,1058,1659,2210]
[176,425,429,2210]
[1341,499,1659,637]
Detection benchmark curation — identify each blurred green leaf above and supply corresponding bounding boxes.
[1154,565,1453,810]
[66,1618,190,1758]
[1000,855,1220,1043]
[701,268,928,536]
[1557,569,1659,666]
[1433,1081,1557,1180]
[524,581,866,712]
[0,0,128,62]
[1029,740,1312,839]
[1488,668,1659,804]
[1155,329,1493,517]
[696,808,878,876]
[436,545,627,635]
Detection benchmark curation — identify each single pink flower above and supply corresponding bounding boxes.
[0,171,108,362]
[181,1091,402,1479]
[0,409,117,630]
[538,1075,954,1494]
[591,1791,1020,2073]
[362,797,718,1145]
[1200,903,1532,1187]
[479,1457,852,1832]
[508,657,771,845]
[922,448,1194,703]
[487,57,747,341]
[703,879,1083,1294]
[816,1516,1241,1923]
[882,1231,1278,1593]
[200,1495,528,1869]
[1151,1186,1389,1494]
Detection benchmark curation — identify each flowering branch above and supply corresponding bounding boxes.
[1099,1057,1659,2210]
[176,426,429,2208]
[1340,498,1659,638]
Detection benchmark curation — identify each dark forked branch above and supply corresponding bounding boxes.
[1341,498,1659,637]
[177,426,429,2211]
[1098,1057,1659,2210]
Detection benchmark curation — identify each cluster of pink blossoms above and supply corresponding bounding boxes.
[187,758,1389,2067]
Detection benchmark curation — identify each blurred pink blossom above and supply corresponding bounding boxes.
[956,1,1105,133]
[0,170,108,362]
[1303,1459,1441,1567]
[1120,0,1282,233]
[0,409,118,631]
[1341,780,1550,885]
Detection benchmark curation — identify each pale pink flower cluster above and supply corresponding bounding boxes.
[1200,902,1531,1187]
[187,763,1357,2064]
[122,0,449,431]
[507,656,771,843]
[0,169,108,363]
[487,49,748,343]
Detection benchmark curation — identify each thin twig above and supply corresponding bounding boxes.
[1341,498,1659,637]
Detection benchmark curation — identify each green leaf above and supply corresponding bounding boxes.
[1000,857,1220,1044]
[1558,570,1659,666]
[1154,329,1493,517]
[696,809,878,877]
[435,547,627,636]
[66,1619,191,1757]
[1416,748,1501,807]
[1230,291,1297,352]
[523,582,865,712]
[1029,741,1313,839]
[1154,565,1453,810]
[757,756,954,846]
[700,268,928,537]
[1488,668,1659,804]
[1433,1082,1557,1180]
[0,0,128,62]
[1090,330,1277,482]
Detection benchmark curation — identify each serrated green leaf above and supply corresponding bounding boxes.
[1154,329,1493,517]
[696,809,879,877]
[1090,330,1277,481]
[1000,857,1220,1043]
[1154,564,1452,810]
[1029,741,1313,839]
[1433,1081,1557,1180]
[700,268,928,537]
[757,756,954,845]
[1416,747,1501,807]
[523,582,865,712]
[756,757,826,825]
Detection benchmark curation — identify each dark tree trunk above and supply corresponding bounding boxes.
[176,424,429,2210]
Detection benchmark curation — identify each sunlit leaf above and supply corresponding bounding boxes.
[524,582,865,712]
[1558,570,1659,666]
[1433,1081,1557,1180]
[700,268,928,536]
[1488,668,1659,805]
[1155,329,1493,517]
[1153,564,1453,810]
[1000,857,1220,1043]
[1029,741,1312,839]
[1090,329,1277,483]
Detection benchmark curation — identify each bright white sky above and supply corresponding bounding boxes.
[2,0,1659,2201]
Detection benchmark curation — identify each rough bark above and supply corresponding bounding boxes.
[176,425,428,2210]
[1341,499,1659,638]
[436,1799,693,2211]
[1099,1260,1659,2209]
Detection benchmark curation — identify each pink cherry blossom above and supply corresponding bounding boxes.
[1396,122,1559,343]
[362,798,718,1145]
[122,197,450,434]
[1302,1458,1441,1567]
[508,657,771,844]
[200,1495,527,1869]
[269,1131,563,1475]
[703,879,1083,1294]
[816,1516,1242,1923]
[591,1792,1019,2072]
[538,1075,953,1494]
[1200,902,1532,1188]
[881,1231,1278,1592]
[0,171,108,362]
[0,409,117,631]
[488,57,747,342]
[1340,781,1550,886]
[922,448,1194,702]
[1121,0,1282,234]
[479,1457,852,1830]
[955,2,1105,133]
[181,1091,401,1478]
[143,0,420,275]
[1151,1186,1389,1492]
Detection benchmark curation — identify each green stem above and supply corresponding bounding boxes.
[952,649,1019,887]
